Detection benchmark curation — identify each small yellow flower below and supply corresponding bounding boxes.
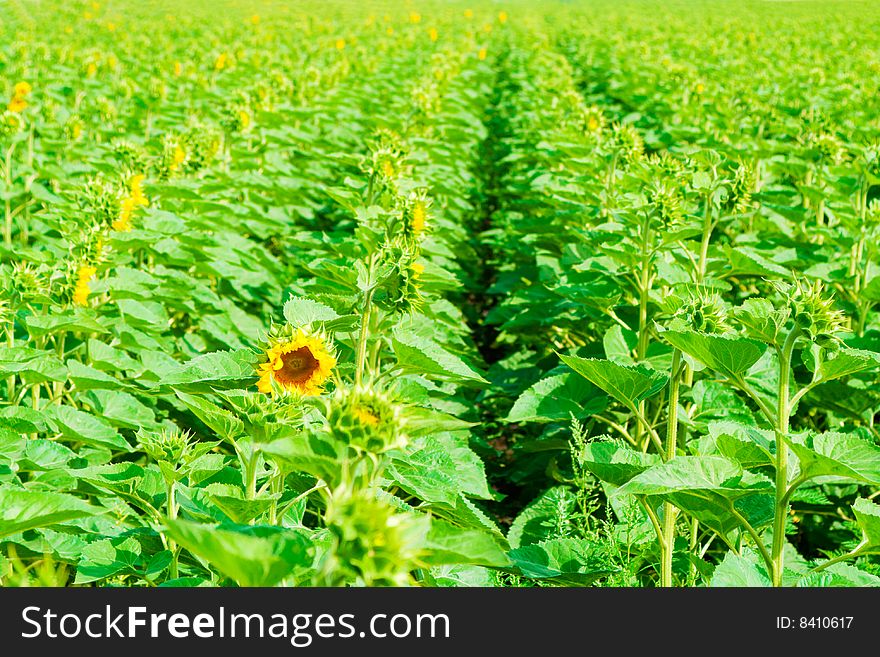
[412,200,427,233]
[464,9,474,18]
[214,53,227,71]
[382,160,395,178]
[73,265,97,306]
[239,110,251,129]
[386,27,394,35]
[173,61,182,76]
[257,330,336,396]
[588,116,599,131]
[87,62,98,77]
[478,47,487,61]
[250,14,260,25]
[170,145,186,171]
[7,97,27,113]
[13,82,32,97]
[113,197,135,232]
[498,10,508,23]
[335,38,346,50]
[428,27,438,42]
[409,12,421,23]
[129,174,149,206]
[107,22,116,31]
[695,83,705,94]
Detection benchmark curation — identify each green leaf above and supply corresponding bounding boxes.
[852,498,880,548]
[577,440,660,486]
[701,421,775,468]
[506,373,607,423]
[392,328,488,385]
[175,391,244,441]
[67,360,126,391]
[711,550,771,587]
[283,296,339,326]
[45,405,131,452]
[0,487,97,539]
[509,538,614,584]
[163,350,258,392]
[617,456,775,539]
[388,435,491,505]
[165,519,313,586]
[559,355,667,410]
[662,329,766,377]
[75,536,144,584]
[423,520,511,567]
[0,347,67,384]
[786,432,880,485]
[804,347,880,384]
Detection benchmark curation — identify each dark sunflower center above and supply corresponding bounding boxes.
[275,347,319,385]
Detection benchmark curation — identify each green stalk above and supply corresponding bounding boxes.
[355,256,377,387]
[166,479,179,580]
[3,145,13,246]
[771,328,799,586]
[697,194,713,282]
[660,348,682,587]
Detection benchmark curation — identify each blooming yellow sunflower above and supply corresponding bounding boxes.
[257,329,336,395]
[13,82,32,97]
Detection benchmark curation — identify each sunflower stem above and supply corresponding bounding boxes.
[355,257,377,387]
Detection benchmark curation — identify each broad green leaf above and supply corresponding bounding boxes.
[786,432,880,485]
[662,329,766,377]
[283,296,339,326]
[388,435,491,505]
[711,550,771,587]
[506,373,607,423]
[45,405,131,452]
[175,391,244,441]
[618,456,775,539]
[576,440,661,486]
[804,347,880,384]
[423,520,510,567]
[23,311,108,338]
[392,329,488,385]
[0,347,67,384]
[67,360,126,391]
[0,487,97,539]
[509,538,614,584]
[165,519,313,586]
[852,498,880,548]
[163,349,258,391]
[75,536,144,584]
[559,355,666,410]
[701,421,774,468]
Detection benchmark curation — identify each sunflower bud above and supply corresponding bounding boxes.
[787,279,846,341]
[672,288,732,334]
[327,384,406,454]
[375,241,424,314]
[137,428,194,466]
[321,485,428,586]
[609,123,644,164]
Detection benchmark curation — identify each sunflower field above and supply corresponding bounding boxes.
[1,0,880,589]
